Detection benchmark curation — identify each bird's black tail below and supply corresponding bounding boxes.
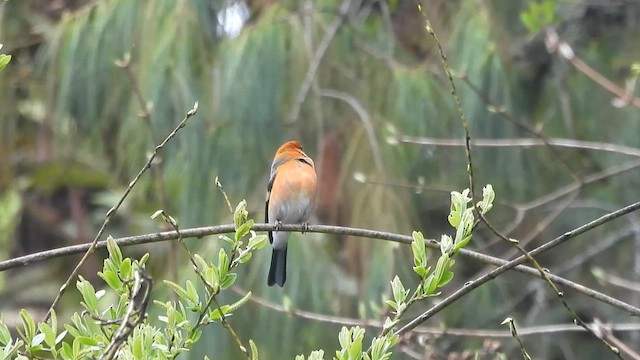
[267,247,287,287]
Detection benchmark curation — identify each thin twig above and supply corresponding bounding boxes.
[502,318,532,360]
[545,29,640,109]
[116,53,179,300]
[458,74,581,183]
[416,1,476,203]
[43,102,199,322]
[592,319,640,360]
[288,0,351,123]
[209,295,248,356]
[4,220,640,316]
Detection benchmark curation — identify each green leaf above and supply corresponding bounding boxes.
[164,280,189,301]
[440,234,453,256]
[437,271,454,287]
[247,234,268,250]
[74,336,97,346]
[519,0,558,35]
[431,256,448,290]
[38,323,55,349]
[219,234,235,245]
[119,258,132,279]
[218,248,230,278]
[209,305,231,321]
[99,269,123,292]
[412,265,427,278]
[236,219,254,241]
[0,54,10,71]
[369,334,397,360]
[150,209,164,219]
[72,337,80,358]
[0,321,11,345]
[423,273,437,295]
[193,254,210,273]
[478,184,495,214]
[138,253,150,267]
[631,62,640,77]
[385,300,397,311]
[185,280,199,305]
[411,231,426,268]
[382,317,399,333]
[390,276,409,305]
[220,273,237,290]
[132,330,144,359]
[20,309,36,341]
[204,266,220,292]
[348,335,362,360]
[187,328,202,344]
[238,251,253,264]
[30,333,45,348]
[106,236,123,265]
[76,276,99,314]
[63,323,80,339]
[234,200,249,230]
[55,330,68,346]
[249,339,259,360]
[336,327,364,360]
[60,342,73,360]
[453,235,472,253]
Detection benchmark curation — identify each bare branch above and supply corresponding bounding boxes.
[399,136,640,158]
[232,285,640,338]
[545,29,640,109]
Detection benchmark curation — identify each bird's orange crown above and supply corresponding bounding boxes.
[276,140,302,155]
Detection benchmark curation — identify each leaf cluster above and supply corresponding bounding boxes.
[0,200,267,359]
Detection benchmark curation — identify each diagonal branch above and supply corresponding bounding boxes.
[545,29,640,109]
[395,199,640,337]
[43,102,199,322]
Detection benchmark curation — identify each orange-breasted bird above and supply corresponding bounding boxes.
[266,140,317,287]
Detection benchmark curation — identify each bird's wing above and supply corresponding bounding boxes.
[266,158,283,244]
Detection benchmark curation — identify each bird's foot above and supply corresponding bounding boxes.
[301,222,309,234]
[274,220,282,231]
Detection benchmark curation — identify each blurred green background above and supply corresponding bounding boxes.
[1,0,640,358]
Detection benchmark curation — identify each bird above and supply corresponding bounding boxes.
[266,140,317,287]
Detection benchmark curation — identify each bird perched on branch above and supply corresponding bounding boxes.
[266,140,317,287]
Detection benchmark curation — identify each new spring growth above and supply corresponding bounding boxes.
[234,200,249,230]
[0,44,11,71]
